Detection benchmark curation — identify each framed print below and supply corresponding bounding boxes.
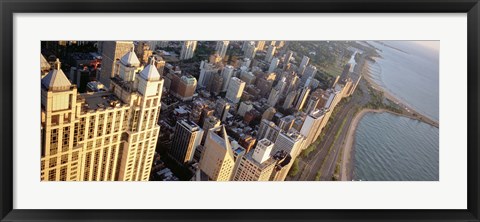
[1,0,479,221]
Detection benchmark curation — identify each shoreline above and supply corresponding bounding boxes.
[340,58,439,181]
[340,108,381,181]
[363,61,439,128]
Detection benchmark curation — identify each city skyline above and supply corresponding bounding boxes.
[40,40,439,181]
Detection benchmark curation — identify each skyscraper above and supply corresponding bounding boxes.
[201,115,221,145]
[99,41,133,88]
[199,126,235,181]
[255,41,266,51]
[267,88,281,107]
[179,41,197,60]
[215,41,230,58]
[170,74,197,101]
[294,87,311,111]
[301,65,317,86]
[271,129,305,181]
[215,98,231,122]
[221,65,235,92]
[244,42,257,59]
[198,61,220,88]
[252,138,274,163]
[300,109,325,148]
[299,56,310,70]
[283,90,298,110]
[265,45,276,63]
[283,51,293,69]
[257,119,281,143]
[268,57,280,73]
[41,52,164,181]
[210,71,224,96]
[232,138,276,181]
[169,120,204,165]
[225,77,246,104]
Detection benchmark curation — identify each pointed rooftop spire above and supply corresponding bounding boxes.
[120,46,140,67]
[40,54,51,71]
[139,58,161,81]
[41,58,72,91]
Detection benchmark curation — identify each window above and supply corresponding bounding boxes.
[61,154,68,164]
[48,169,56,181]
[51,115,59,126]
[49,157,57,168]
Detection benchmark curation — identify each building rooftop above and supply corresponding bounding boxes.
[244,149,276,169]
[120,49,140,67]
[310,109,326,118]
[140,62,161,81]
[80,91,124,110]
[41,60,72,91]
[40,54,50,70]
[179,119,201,131]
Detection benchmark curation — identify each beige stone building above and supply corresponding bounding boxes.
[232,138,276,181]
[41,49,163,181]
[199,125,235,181]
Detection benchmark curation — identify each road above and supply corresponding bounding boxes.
[286,57,370,181]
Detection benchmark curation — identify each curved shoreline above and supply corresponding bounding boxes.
[340,108,380,181]
[364,61,439,128]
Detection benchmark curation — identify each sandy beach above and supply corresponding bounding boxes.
[340,108,385,181]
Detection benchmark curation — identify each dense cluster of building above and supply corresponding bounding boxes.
[40,40,361,181]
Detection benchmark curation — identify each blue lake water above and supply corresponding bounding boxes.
[353,41,440,181]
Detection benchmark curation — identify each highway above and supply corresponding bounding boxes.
[286,57,370,181]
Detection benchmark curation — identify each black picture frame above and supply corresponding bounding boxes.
[1,0,479,221]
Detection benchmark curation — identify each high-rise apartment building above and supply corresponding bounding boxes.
[244,42,257,59]
[199,126,235,181]
[237,101,253,117]
[170,74,197,101]
[215,98,230,122]
[255,41,266,51]
[221,65,235,92]
[215,41,230,58]
[201,115,221,145]
[300,109,325,148]
[262,107,276,121]
[283,90,298,110]
[301,65,317,86]
[99,41,134,88]
[265,45,276,63]
[267,88,281,107]
[225,77,246,104]
[41,51,164,181]
[294,87,311,111]
[268,57,280,73]
[271,129,305,181]
[179,41,197,60]
[169,120,204,165]
[257,119,281,143]
[299,56,310,70]
[284,51,293,69]
[198,61,220,88]
[232,138,276,181]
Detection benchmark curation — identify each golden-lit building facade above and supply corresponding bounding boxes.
[41,50,163,181]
